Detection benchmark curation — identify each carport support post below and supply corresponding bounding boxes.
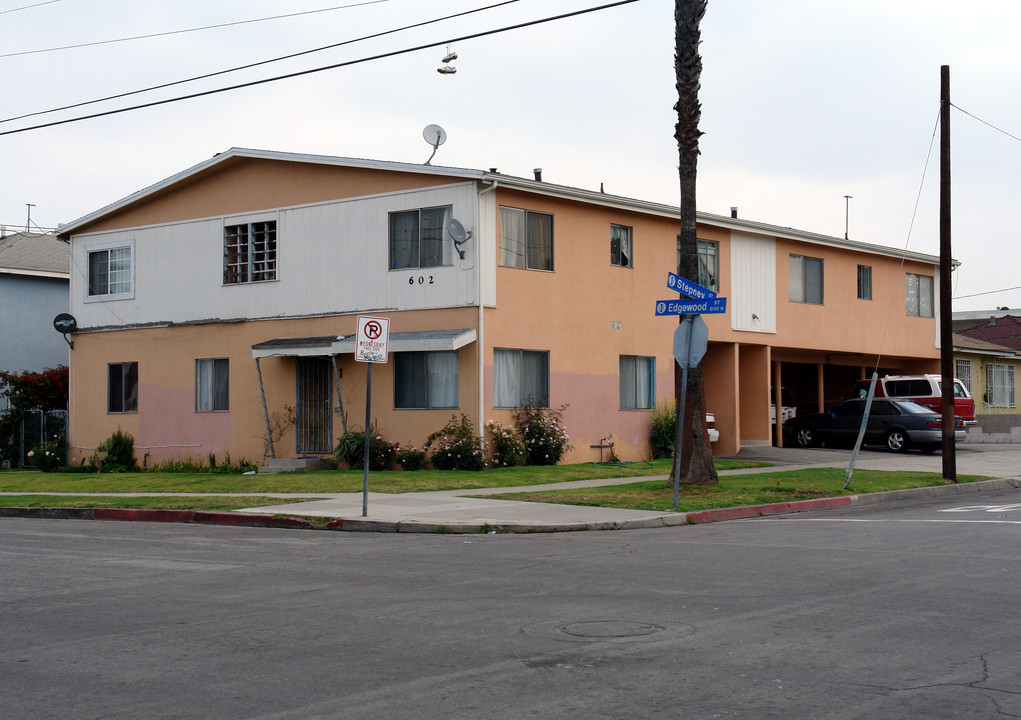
[255,357,274,460]
[363,362,371,517]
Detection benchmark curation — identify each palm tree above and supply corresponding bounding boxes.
[673,0,718,485]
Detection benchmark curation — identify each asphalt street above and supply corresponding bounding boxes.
[4,472,1021,719]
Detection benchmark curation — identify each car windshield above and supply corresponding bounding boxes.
[892,399,934,415]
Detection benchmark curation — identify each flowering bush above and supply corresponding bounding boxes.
[27,439,67,472]
[486,419,525,468]
[426,414,486,471]
[516,401,573,466]
[0,365,68,467]
[394,444,426,471]
[334,426,397,470]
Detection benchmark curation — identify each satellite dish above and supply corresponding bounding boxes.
[53,312,77,349]
[422,124,447,165]
[446,218,471,260]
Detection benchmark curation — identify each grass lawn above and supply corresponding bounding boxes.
[0,496,316,511]
[0,458,762,495]
[480,468,991,513]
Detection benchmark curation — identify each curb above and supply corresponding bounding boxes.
[1,478,1019,534]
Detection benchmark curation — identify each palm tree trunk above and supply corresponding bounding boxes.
[673,0,718,485]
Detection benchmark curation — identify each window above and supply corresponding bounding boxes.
[789,254,824,304]
[108,362,138,413]
[675,238,720,293]
[87,242,133,298]
[394,351,458,408]
[610,224,633,268]
[906,273,934,317]
[494,348,549,407]
[619,355,655,409]
[956,359,973,393]
[195,358,229,412]
[857,265,872,300]
[224,220,277,284]
[986,363,1016,408]
[389,206,451,270]
[499,207,553,271]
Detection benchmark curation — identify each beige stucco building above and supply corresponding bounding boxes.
[57,149,947,465]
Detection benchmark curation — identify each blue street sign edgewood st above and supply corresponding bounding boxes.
[655,297,728,316]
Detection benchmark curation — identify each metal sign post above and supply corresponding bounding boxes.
[355,316,390,517]
[672,314,708,510]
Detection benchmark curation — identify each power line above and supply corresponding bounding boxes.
[0,0,59,16]
[1,0,520,125]
[954,285,1021,300]
[0,1,389,59]
[0,0,640,138]
[951,103,1021,144]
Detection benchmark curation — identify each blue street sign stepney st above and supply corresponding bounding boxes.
[666,272,716,300]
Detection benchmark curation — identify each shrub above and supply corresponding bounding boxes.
[92,430,138,472]
[516,401,573,466]
[486,419,525,468]
[426,414,486,471]
[334,426,397,470]
[27,439,67,472]
[650,399,677,459]
[394,444,426,471]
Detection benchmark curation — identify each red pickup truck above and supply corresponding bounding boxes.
[837,374,976,425]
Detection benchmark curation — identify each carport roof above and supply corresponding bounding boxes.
[251,328,477,359]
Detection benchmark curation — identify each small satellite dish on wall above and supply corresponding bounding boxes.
[53,312,77,349]
[446,217,471,260]
[422,124,447,165]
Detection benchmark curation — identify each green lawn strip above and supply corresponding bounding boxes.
[0,496,319,511]
[475,469,992,513]
[0,458,766,495]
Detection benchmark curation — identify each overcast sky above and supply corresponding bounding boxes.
[2,0,1018,312]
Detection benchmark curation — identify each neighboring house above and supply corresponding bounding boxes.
[56,148,947,464]
[0,230,70,409]
[953,321,1021,441]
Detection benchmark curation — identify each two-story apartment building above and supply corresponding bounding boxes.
[56,148,945,465]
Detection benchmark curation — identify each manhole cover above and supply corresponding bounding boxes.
[557,621,663,639]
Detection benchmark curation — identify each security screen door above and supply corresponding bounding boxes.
[296,357,333,454]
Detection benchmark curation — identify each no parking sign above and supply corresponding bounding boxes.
[355,316,390,363]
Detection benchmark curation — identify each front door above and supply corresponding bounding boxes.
[296,357,333,454]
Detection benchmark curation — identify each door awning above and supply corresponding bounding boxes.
[251,328,477,359]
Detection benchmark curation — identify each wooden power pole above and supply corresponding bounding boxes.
[940,64,957,481]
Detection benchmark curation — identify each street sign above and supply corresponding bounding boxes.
[674,314,708,369]
[355,315,390,363]
[655,297,727,316]
[666,272,716,299]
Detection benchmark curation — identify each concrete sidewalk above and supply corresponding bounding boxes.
[231,443,1021,533]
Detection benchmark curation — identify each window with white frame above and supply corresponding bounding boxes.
[955,358,973,393]
[87,242,134,299]
[858,265,873,300]
[675,238,720,293]
[389,206,451,270]
[905,273,934,317]
[108,361,138,413]
[619,355,655,410]
[789,254,824,304]
[223,220,277,284]
[499,207,554,271]
[195,358,229,412]
[394,351,458,408]
[985,363,1016,408]
[610,224,633,268]
[494,348,549,407]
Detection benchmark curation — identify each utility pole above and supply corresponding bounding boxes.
[939,65,957,482]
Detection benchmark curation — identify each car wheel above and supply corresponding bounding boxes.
[885,429,908,452]
[794,425,816,448]
[920,444,939,455]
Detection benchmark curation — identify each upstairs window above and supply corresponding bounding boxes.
[224,220,277,284]
[610,224,633,268]
[858,265,873,300]
[906,273,934,317]
[87,242,133,299]
[108,361,138,413]
[789,254,824,304]
[499,207,553,271]
[195,358,229,412]
[675,238,720,292]
[389,206,451,270]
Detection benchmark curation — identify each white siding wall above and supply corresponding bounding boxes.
[70,183,480,328]
[730,231,777,333]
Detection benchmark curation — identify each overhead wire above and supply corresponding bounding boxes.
[0,0,520,125]
[0,0,59,16]
[0,1,390,59]
[0,0,640,138]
